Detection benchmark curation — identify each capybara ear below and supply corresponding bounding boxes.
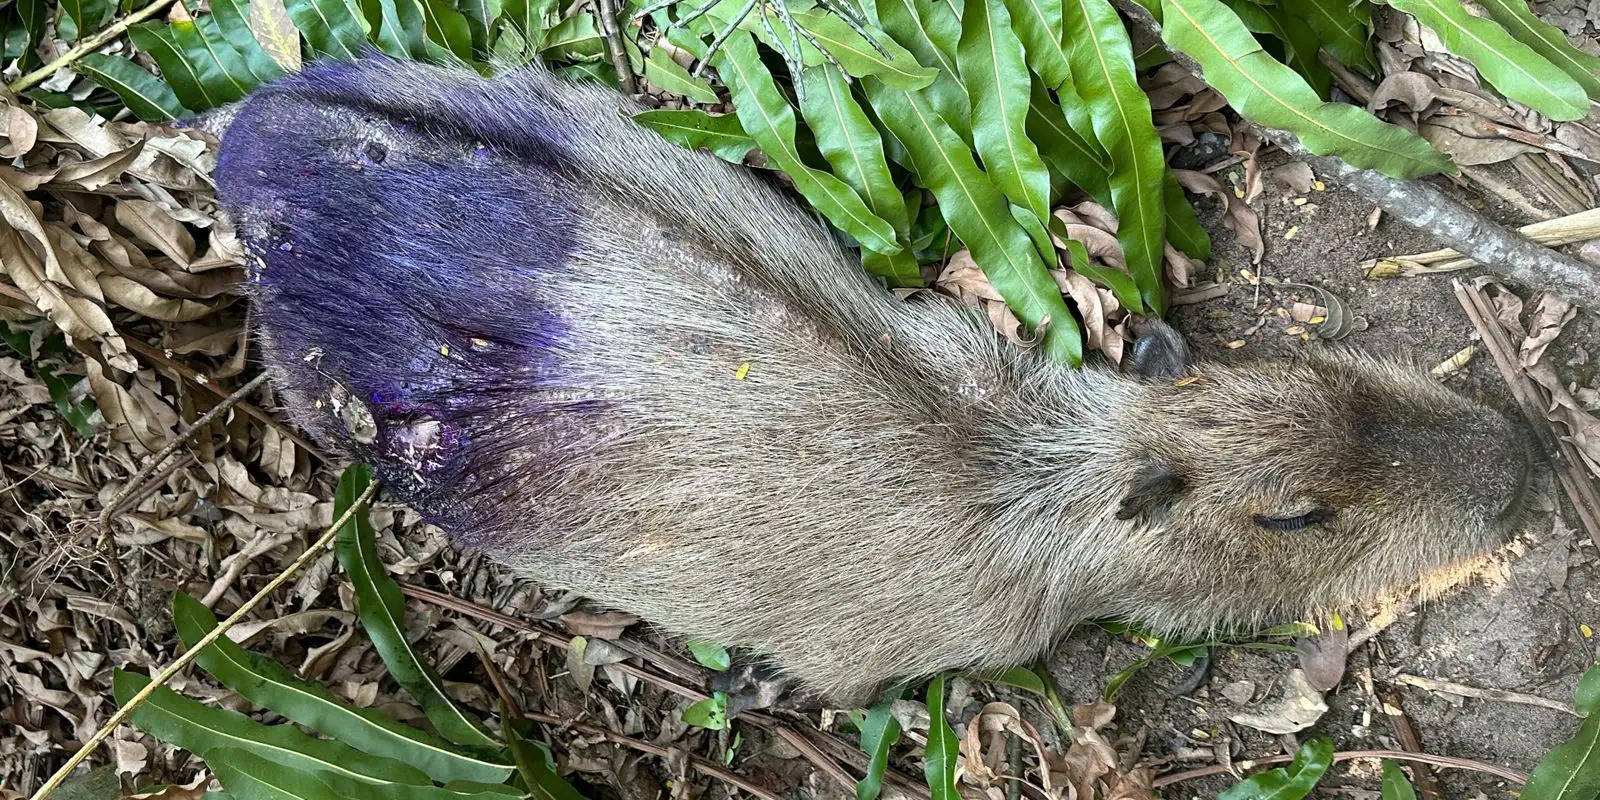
[1116,459,1187,520]
[1124,319,1191,381]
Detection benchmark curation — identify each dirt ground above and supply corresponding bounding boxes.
[1039,151,1600,798]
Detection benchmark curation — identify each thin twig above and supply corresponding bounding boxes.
[396,583,895,797]
[1152,749,1528,788]
[1379,690,1445,800]
[526,710,786,800]
[691,0,761,79]
[29,481,380,800]
[123,338,327,460]
[9,0,181,93]
[1398,673,1578,716]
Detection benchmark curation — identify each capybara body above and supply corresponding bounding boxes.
[216,57,1527,703]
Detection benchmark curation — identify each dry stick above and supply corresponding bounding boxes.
[9,0,180,93]
[122,338,327,460]
[1398,673,1578,716]
[396,583,888,798]
[1152,749,1528,788]
[1109,0,1600,310]
[1453,279,1600,548]
[595,0,639,95]
[29,480,380,800]
[525,709,785,800]
[1379,690,1445,800]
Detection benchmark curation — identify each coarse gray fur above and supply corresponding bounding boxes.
[221,57,1530,705]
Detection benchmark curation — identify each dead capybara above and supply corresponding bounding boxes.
[212,56,1528,704]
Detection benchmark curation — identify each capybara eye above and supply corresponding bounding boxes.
[1254,507,1336,531]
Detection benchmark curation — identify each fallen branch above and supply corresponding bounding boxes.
[1364,208,1600,277]
[1152,748,1528,788]
[1379,689,1446,800]
[1109,0,1600,310]
[1398,673,1578,716]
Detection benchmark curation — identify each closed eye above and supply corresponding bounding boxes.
[1254,507,1335,531]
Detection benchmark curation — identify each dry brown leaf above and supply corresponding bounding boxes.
[116,198,197,267]
[1368,72,1443,115]
[1420,115,1541,165]
[1268,162,1315,194]
[84,358,169,452]
[39,107,130,158]
[561,609,639,639]
[1520,293,1575,367]
[1055,270,1124,362]
[1226,668,1328,734]
[1172,169,1264,263]
[0,203,134,371]
[54,140,145,190]
[1105,768,1157,800]
[1,104,38,159]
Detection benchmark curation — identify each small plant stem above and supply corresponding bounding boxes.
[28,481,380,800]
[9,0,181,94]
[1152,749,1528,788]
[595,0,639,94]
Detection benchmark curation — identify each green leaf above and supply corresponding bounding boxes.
[854,698,902,800]
[1026,77,1111,204]
[1004,0,1070,87]
[644,48,719,103]
[332,464,502,751]
[715,31,900,254]
[1381,0,1587,119]
[505,720,589,800]
[1380,760,1417,800]
[360,0,429,59]
[864,78,1081,364]
[1062,0,1166,313]
[0,324,98,436]
[1476,0,1600,99]
[497,0,556,52]
[686,640,732,671]
[1523,662,1600,800]
[79,55,189,121]
[789,9,937,90]
[207,748,343,800]
[797,63,921,286]
[1163,169,1210,259]
[13,0,46,69]
[1218,736,1334,800]
[208,0,288,82]
[418,0,475,60]
[957,0,1052,226]
[113,670,434,787]
[682,692,729,730]
[1288,0,1372,71]
[176,14,262,99]
[58,0,114,41]
[540,12,603,60]
[1257,1,1333,97]
[634,108,757,163]
[454,0,498,54]
[1160,0,1454,178]
[211,748,522,800]
[172,592,513,786]
[922,676,960,800]
[871,0,971,138]
[285,0,369,59]
[129,23,222,110]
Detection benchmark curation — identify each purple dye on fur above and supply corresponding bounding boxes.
[214,58,598,529]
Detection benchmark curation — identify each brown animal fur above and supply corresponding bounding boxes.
[219,58,1530,705]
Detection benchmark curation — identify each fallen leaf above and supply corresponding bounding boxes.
[561,609,639,639]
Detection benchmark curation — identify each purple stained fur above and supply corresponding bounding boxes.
[215,57,595,532]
